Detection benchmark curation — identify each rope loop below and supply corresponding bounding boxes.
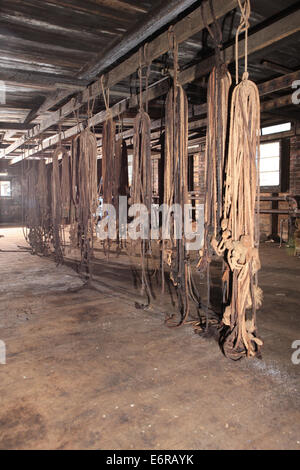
[100,75,111,117]
[201,0,224,66]
[167,25,179,87]
[235,0,251,84]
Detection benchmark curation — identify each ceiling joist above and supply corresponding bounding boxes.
[9,6,300,165]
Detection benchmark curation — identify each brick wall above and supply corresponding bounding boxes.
[290,135,300,194]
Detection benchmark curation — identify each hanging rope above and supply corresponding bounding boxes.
[197,1,232,330]
[130,46,153,305]
[214,0,263,359]
[61,149,71,221]
[101,75,116,210]
[163,28,199,327]
[51,146,65,265]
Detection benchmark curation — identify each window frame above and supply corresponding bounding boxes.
[0,179,12,199]
[259,139,282,193]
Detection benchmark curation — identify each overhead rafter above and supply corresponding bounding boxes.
[0,123,33,131]
[80,0,205,80]
[8,4,300,164]
[258,70,300,96]
[2,0,238,160]
[0,68,89,90]
[32,0,205,133]
[261,94,299,113]
[179,7,300,85]
[87,0,148,14]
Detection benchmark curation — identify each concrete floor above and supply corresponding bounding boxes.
[0,227,299,450]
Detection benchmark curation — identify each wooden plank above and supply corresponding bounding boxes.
[261,94,297,113]
[1,0,133,31]
[258,70,300,96]
[9,80,170,165]
[97,108,207,146]
[88,0,148,14]
[260,130,295,142]
[0,21,107,54]
[0,68,88,88]
[0,123,32,131]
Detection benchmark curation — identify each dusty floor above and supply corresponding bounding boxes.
[0,227,299,450]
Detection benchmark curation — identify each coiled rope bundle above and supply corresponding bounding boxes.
[51,147,65,264]
[197,1,232,327]
[71,129,98,279]
[131,47,153,304]
[216,0,263,359]
[101,78,116,209]
[163,30,196,327]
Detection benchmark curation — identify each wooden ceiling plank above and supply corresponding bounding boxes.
[0,12,122,45]
[87,0,148,14]
[0,21,107,54]
[0,69,89,89]
[0,123,32,131]
[1,0,133,33]
[0,34,97,65]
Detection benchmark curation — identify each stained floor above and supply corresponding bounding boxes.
[0,227,299,450]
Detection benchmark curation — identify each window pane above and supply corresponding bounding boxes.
[261,122,291,136]
[260,142,280,158]
[260,156,280,172]
[128,154,133,186]
[0,181,11,197]
[260,172,280,186]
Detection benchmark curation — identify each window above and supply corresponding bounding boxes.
[0,180,11,197]
[259,142,280,187]
[128,154,133,186]
[261,122,291,136]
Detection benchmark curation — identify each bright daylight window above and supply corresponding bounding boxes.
[0,180,12,197]
[261,122,291,136]
[259,142,280,187]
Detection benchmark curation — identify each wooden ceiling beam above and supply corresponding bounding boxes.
[7,3,300,164]
[80,0,238,80]
[3,0,237,160]
[0,69,89,89]
[34,0,224,138]
[261,94,300,113]
[258,70,300,96]
[87,1,148,14]
[0,123,33,131]
[179,8,300,85]
[1,0,132,33]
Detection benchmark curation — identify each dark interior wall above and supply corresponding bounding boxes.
[0,161,22,224]
[290,135,300,195]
